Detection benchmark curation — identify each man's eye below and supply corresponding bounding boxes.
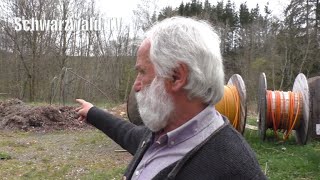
[140,70,145,74]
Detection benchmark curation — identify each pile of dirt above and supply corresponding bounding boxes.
[0,99,90,132]
[108,103,128,119]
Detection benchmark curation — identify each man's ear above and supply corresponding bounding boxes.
[170,63,188,92]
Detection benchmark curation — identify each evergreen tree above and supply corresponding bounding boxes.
[216,1,224,22]
[185,3,191,16]
[202,0,211,19]
[178,2,185,16]
[223,0,238,28]
[239,3,250,26]
[158,6,175,21]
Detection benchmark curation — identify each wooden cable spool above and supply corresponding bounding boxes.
[258,73,310,144]
[127,74,247,134]
[215,74,247,134]
[307,76,320,140]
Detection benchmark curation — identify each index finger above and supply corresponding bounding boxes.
[75,106,82,112]
[76,99,86,105]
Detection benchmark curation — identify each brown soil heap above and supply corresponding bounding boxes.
[0,99,89,131]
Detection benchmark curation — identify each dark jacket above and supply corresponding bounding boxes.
[87,107,267,180]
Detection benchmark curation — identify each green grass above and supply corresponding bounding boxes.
[245,117,320,180]
[0,151,11,160]
[0,130,131,179]
[0,116,319,179]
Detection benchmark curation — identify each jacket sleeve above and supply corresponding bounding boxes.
[86,106,149,155]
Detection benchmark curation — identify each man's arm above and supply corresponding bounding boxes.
[87,106,148,155]
[76,99,148,155]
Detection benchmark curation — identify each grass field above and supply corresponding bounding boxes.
[0,129,131,179]
[0,118,319,179]
[245,117,320,180]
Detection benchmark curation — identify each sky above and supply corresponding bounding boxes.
[97,0,290,20]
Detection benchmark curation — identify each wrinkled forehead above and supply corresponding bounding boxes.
[136,39,152,66]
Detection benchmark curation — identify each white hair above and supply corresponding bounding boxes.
[145,16,224,105]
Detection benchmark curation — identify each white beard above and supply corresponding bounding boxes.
[136,77,174,132]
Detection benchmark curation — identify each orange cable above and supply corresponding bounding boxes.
[215,85,241,131]
[266,90,302,141]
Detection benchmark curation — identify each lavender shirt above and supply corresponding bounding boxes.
[131,106,225,180]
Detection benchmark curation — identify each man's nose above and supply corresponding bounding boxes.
[133,79,142,92]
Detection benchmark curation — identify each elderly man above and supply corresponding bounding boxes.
[76,17,266,179]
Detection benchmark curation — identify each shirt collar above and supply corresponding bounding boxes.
[155,105,221,147]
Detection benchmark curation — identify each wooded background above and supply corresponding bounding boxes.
[0,0,319,105]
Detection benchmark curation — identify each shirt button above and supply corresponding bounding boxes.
[135,171,140,176]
